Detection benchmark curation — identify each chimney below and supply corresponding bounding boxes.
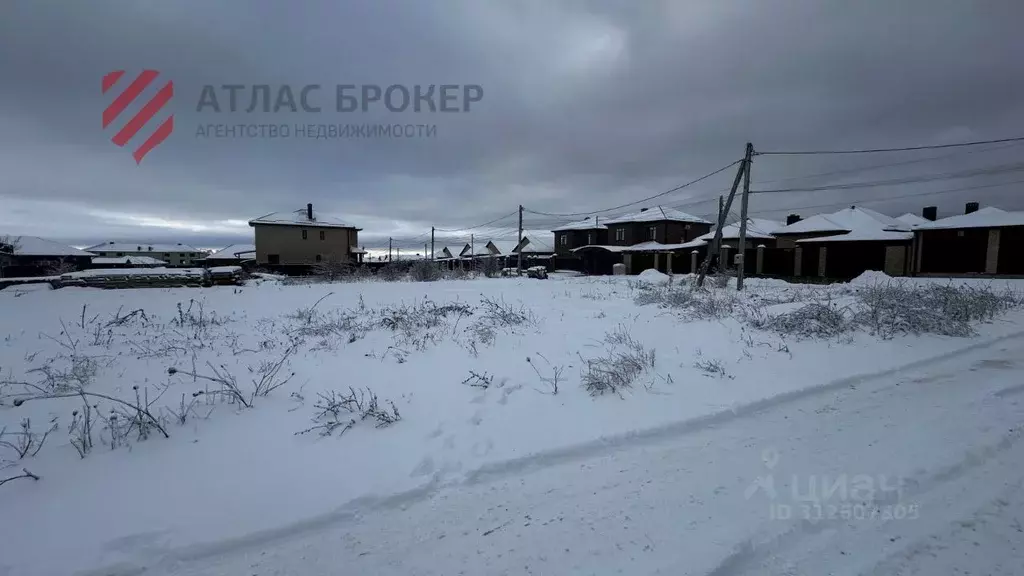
[922,206,937,221]
[786,214,801,225]
[965,202,979,215]
[307,203,314,220]
[640,207,649,212]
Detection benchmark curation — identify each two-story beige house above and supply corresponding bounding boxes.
[248,204,364,267]
[85,242,206,266]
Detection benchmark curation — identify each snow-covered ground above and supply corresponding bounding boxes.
[1,272,1022,576]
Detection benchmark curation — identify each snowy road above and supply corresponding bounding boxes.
[99,336,1024,576]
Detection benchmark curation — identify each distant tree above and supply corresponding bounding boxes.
[0,235,21,278]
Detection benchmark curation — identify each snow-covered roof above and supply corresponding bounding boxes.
[248,208,358,229]
[2,236,93,257]
[895,213,930,226]
[773,207,908,235]
[517,236,554,253]
[796,229,913,243]
[697,218,782,242]
[914,207,1024,230]
[434,247,456,259]
[205,243,256,260]
[602,206,712,225]
[571,245,633,253]
[92,256,167,265]
[85,241,203,253]
[551,218,607,232]
[620,241,702,253]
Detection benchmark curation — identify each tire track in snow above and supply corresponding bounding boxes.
[702,423,1024,576]
[77,330,1024,576]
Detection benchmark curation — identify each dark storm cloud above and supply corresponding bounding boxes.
[2,0,1023,248]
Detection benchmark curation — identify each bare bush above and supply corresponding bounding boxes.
[410,259,441,282]
[0,418,57,460]
[693,353,732,379]
[296,387,401,437]
[580,328,656,396]
[746,300,855,340]
[170,343,297,409]
[526,354,563,395]
[854,281,1022,339]
[0,468,40,488]
[634,284,738,320]
[462,370,494,388]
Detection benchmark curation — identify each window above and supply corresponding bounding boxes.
[559,234,567,246]
[267,254,280,264]
[315,254,322,262]
[587,233,593,245]
[615,228,625,241]
[319,230,325,241]
[648,226,657,241]
[302,229,308,240]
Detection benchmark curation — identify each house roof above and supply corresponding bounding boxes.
[571,245,633,254]
[551,218,607,232]
[85,241,203,253]
[3,236,94,257]
[205,243,256,260]
[248,208,359,229]
[697,218,782,242]
[773,206,908,235]
[914,207,1024,230]
[517,236,554,253]
[796,229,913,243]
[620,241,703,253]
[602,206,712,225]
[92,255,167,265]
[895,213,930,226]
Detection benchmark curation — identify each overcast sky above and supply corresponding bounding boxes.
[2,0,1023,250]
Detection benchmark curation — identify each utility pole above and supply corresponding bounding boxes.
[736,142,754,291]
[711,195,724,256]
[697,150,748,287]
[470,233,475,271]
[424,243,428,259]
[430,227,435,261]
[517,204,524,274]
[388,237,392,262]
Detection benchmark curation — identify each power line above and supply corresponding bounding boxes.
[744,178,1024,218]
[756,136,1024,156]
[432,210,518,233]
[752,161,1024,194]
[524,159,742,218]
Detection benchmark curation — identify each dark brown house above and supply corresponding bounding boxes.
[552,217,608,256]
[913,204,1024,276]
[601,206,712,247]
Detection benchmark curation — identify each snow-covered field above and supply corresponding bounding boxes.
[1,271,1023,576]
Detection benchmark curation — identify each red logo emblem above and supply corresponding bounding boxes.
[102,70,174,164]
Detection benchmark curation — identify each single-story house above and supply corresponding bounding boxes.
[203,243,257,269]
[0,236,94,278]
[772,206,913,279]
[912,204,1024,276]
